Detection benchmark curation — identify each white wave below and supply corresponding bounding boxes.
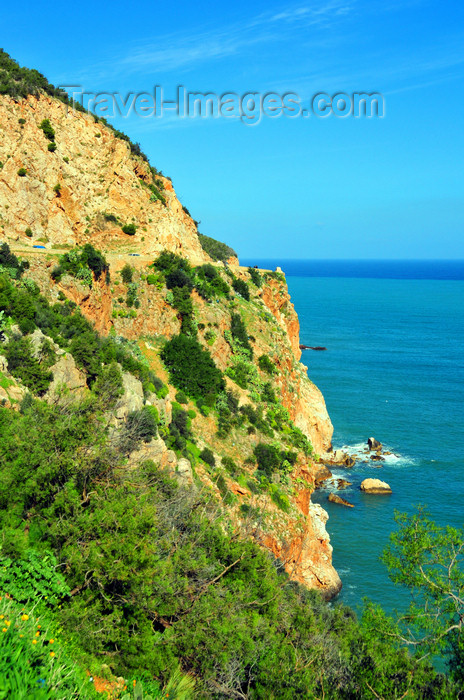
[333,441,416,468]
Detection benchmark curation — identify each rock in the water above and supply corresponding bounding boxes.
[336,479,352,489]
[370,454,385,462]
[360,478,392,494]
[367,437,382,451]
[328,493,354,507]
[330,450,355,467]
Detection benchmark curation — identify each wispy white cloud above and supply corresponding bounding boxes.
[74,1,355,81]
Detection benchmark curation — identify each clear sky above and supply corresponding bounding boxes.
[2,1,463,259]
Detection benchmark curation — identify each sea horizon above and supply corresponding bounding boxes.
[242,258,464,280]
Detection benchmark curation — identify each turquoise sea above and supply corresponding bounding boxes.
[244,259,464,615]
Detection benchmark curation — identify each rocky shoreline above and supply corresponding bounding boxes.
[316,438,394,507]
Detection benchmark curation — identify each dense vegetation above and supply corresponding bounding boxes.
[0,247,463,697]
[198,233,237,262]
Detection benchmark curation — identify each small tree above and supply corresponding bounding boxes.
[121,264,133,284]
[364,507,464,682]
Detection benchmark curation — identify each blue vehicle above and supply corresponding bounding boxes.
[33,245,46,249]
[129,253,140,256]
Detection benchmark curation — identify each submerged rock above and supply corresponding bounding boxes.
[360,478,392,494]
[336,479,352,489]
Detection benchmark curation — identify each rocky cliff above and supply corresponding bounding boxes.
[0,91,340,598]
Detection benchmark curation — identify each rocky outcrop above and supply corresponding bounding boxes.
[0,94,209,264]
[360,478,392,494]
[46,354,87,399]
[368,437,382,451]
[115,372,144,419]
[328,493,354,508]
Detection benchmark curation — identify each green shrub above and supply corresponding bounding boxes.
[25,227,33,238]
[232,277,250,301]
[247,267,262,287]
[258,354,276,374]
[122,223,137,235]
[146,274,158,285]
[0,243,29,278]
[53,244,109,285]
[222,455,239,476]
[230,313,253,356]
[53,183,61,194]
[47,142,57,152]
[17,167,27,177]
[200,447,216,467]
[5,336,53,395]
[161,334,224,403]
[39,118,55,141]
[166,268,193,290]
[175,390,188,404]
[253,443,297,477]
[121,264,134,284]
[0,549,70,605]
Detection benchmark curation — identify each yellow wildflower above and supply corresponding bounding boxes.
[2,628,6,633]
[49,638,54,644]
[49,651,55,657]
[21,614,29,621]
[32,639,37,645]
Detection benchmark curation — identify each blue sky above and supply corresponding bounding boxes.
[2,0,464,259]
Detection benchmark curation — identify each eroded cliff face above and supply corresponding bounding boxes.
[0,94,208,262]
[0,91,340,599]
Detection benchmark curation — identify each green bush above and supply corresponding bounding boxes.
[232,277,250,301]
[39,118,55,141]
[25,227,33,237]
[258,354,276,374]
[230,313,253,356]
[175,390,188,404]
[0,549,70,605]
[121,264,134,284]
[53,244,109,285]
[5,336,53,395]
[161,334,224,403]
[247,267,262,287]
[17,167,27,177]
[200,447,216,467]
[222,455,239,476]
[122,223,137,235]
[253,443,297,477]
[166,268,193,290]
[18,117,26,125]
[47,142,57,152]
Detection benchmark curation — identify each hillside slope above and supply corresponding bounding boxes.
[0,85,338,599]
